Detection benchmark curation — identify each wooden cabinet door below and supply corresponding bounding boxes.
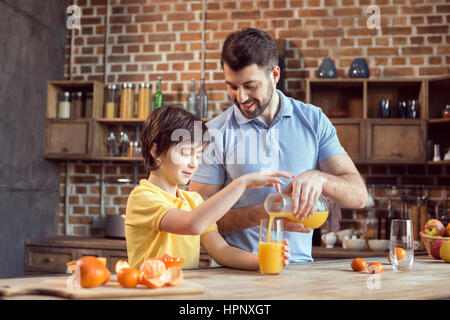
[45,119,91,158]
[25,246,74,275]
[332,119,366,162]
[367,120,426,163]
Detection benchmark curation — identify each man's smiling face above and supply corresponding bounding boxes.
[223,63,275,119]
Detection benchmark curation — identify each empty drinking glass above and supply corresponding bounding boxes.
[397,101,407,118]
[106,132,116,157]
[407,100,419,118]
[389,219,414,272]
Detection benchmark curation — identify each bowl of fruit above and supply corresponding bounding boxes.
[420,219,450,262]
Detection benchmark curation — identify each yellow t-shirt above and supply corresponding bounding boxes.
[125,179,217,270]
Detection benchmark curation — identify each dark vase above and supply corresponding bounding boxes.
[348,58,370,78]
[317,57,337,78]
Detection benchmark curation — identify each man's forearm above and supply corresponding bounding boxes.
[217,204,267,235]
[322,172,367,209]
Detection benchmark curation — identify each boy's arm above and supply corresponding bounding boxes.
[200,230,259,270]
[160,178,247,235]
[161,171,293,235]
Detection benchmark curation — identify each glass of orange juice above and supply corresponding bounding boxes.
[258,218,284,275]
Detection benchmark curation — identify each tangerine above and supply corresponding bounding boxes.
[140,258,166,279]
[351,258,367,272]
[117,268,140,288]
[163,266,184,286]
[367,262,384,274]
[139,272,165,289]
[76,256,111,288]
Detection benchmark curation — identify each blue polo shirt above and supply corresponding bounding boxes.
[190,90,346,262]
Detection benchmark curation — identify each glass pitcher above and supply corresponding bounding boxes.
[264,192,329,229]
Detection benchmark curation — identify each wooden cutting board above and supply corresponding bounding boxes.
[0,275,204,299]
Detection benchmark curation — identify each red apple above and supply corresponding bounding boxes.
[430,240,445,259]
[445,223,450,237]
[423,219,445,237]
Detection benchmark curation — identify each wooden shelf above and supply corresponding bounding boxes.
[427,160,450,165]
[94,156,143,162]
[428,118,450,124]
[97,118,145,125]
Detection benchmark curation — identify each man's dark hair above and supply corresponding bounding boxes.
[220,28,278,74]
[140,105,209,173]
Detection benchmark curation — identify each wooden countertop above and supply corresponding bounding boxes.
[1,256,448,300]
[25,236,427,259]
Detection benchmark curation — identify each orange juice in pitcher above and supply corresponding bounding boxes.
[264,193,329,229]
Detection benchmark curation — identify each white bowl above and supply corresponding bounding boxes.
[336,229,353,244]
[343,238,366,251]
[368,239,389,251]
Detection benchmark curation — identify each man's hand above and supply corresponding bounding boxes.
[282,219,312,234]
[282,170,325,221]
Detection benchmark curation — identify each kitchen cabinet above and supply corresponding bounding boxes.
[367,119,426,163]
[24,236,212,275]
[306,76,450,164]
[44,80,106,160]
[332,119,366,162]
[24,236,127,275]
[427,76,450,165]
[44,119,105,159]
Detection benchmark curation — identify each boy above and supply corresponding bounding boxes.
[125,105,291,270]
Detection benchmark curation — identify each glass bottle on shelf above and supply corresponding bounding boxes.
[152,77,164,110]
[105,84,118,118]
[120,83,135,118]
[186,79,197,114]
[71,91,84,119]
[138,83,152,119]
[196,78,208,118]
[58,92,71,119]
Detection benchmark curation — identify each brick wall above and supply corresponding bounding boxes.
[66,0,450,104]
[59,0,450,236]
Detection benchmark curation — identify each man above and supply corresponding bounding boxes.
[189,28,368,262]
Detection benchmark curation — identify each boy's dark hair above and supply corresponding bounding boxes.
[220,28,278,74]
[140,105,209,173]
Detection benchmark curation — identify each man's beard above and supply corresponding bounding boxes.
[235,84,274,119]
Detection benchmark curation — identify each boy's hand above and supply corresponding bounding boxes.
[282,239,290,266]
[242,171,295,189]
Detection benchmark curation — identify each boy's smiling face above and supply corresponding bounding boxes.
[157,142,203,186]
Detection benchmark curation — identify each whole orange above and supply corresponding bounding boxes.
[351,258,367,272]
[368,262,384,274]
[117,268,140,288]
[445,223,450,237]
[76,256,111,288]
